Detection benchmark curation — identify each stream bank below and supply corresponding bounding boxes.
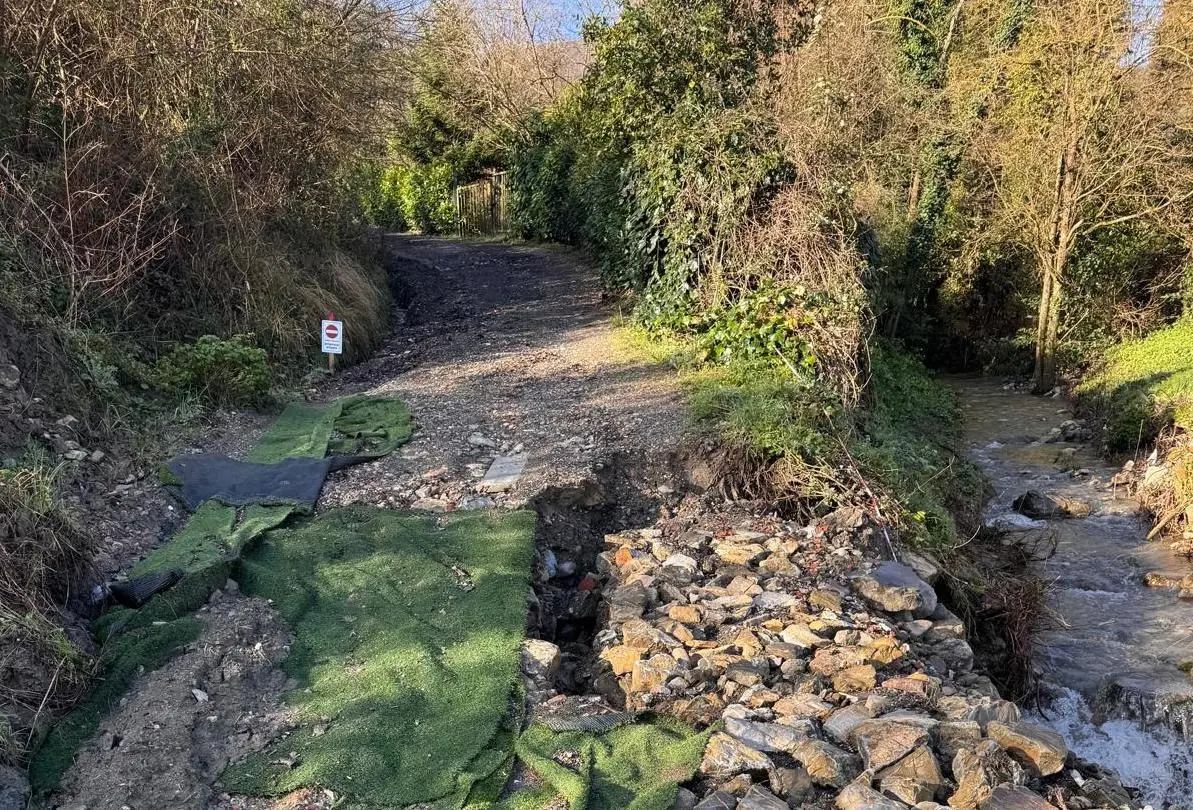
[953,377,1193,808]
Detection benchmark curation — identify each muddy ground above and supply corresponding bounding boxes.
[42,235,698,810]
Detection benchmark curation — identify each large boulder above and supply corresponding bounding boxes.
[724,717,809,754]
[948,741,1025,809]
[852,561,938,618]
[985,721,1068,777]
[877,744,947,804]
[737,786,789,810]
[700,732,774,778]
[1011,491,1091,519]
[979,785,1054,810]
[791,738,862,788]
[852,719,930,771]
[836,778,912,810]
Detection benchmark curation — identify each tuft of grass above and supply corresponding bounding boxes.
[684,360,839,461]
[611,320,690,366]
[1077,319,1193,451]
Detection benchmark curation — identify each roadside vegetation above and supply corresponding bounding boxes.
[387,0,1192,553]
[383,0,1192,695]
[0,0,407,769]
[3,0,1193,795]
[1078,319,1193,452]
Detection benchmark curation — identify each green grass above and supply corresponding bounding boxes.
[1077,319,1193,451]
[673,337,979,552]
[684,359,839,460]
[859,347,983,549]
[221,506,536,809]
[611,320,688,366]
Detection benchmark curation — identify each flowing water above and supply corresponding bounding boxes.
[953,377,1193,808]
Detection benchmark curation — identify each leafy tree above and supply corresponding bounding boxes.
[961,0,1192,391]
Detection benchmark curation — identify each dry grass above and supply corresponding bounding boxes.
[1126,429,1193,553]
[0,0,404,360]
[0,463,94,764]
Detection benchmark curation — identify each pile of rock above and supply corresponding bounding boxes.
[582,509,1133,810]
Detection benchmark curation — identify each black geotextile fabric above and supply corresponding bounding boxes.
[165,454,335,512]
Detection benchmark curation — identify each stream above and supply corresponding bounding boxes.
[954,377,1193,809]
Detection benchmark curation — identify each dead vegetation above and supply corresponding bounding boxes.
[0,0,406,362]
[1120,427,1193,554]
[0,462,93,764]
[941,529,1060,703]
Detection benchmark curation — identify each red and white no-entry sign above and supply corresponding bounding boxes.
[321,318,343,355]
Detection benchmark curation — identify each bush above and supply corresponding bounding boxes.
[369,164,457,234]
[153,335,271,407]
[0,0,399,381]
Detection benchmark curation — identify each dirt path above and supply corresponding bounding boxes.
[319,236,688,512]
[47,236,693,810]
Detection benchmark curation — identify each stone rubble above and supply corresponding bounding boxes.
[560,506,1140,809]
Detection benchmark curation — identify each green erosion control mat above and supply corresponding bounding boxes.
[248,395,413,464]
[30,396,413,794]
[221,506,536,809]
[500,719,711,810]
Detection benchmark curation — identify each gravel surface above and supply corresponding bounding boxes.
[317,236,687,513]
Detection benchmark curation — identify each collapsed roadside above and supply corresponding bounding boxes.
[2,237,1146,810]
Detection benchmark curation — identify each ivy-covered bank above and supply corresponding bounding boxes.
[500,0,985,554]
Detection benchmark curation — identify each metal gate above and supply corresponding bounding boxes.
[454,172,509,237]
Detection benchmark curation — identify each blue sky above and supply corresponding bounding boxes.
[547,0,617,38]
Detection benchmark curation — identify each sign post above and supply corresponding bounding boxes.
[321,312,343,373]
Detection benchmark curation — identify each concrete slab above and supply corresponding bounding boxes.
[477,452,528,493]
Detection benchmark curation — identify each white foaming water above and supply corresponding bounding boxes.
[984,511,1047,531]
[1031,687,1193,809]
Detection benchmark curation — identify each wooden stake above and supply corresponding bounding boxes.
[327,311,336,374]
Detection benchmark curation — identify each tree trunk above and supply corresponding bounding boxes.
[1032,137,1080,394]
[1032,262,1063,393]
